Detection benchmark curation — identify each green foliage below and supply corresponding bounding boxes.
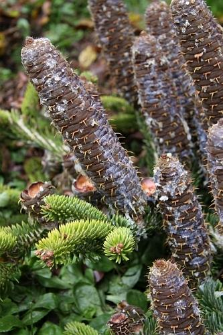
[36,220,113,266]
[64,321,99,335]
[24,157,46,183]
[41,194,108,224]
[0,263,20,300]
[101,95,135,114]
[197,279,223,333]
[0,184,20,212]
[104,227,135,263]
[0,229,16,255]
[141,313,158,335]
[10,221,44,255]
[20,82,39,118]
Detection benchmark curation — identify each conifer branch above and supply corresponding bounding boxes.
[1,109,65,159]
[104,227,135,263]
[0,229,17,256]
[148,259,206,334]
[64,321,99,335]
[0,263,20,300]
[171,0,223,127]
[41,194,108,224]
[196,279,223,333]
[88,0,137,105]
[154,154,211,286]
[21,37,146,220]
[35,219,113,267]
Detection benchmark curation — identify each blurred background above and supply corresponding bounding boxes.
[0,0,223,110]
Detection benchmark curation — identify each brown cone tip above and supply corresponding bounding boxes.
[74,175,96,193]
[25,37,34,46]
[27,182,45,198]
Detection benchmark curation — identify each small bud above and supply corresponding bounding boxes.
[141,177,156,197]
[20,181,55,225]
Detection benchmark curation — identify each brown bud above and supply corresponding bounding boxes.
[20,181,55,226]
[171,0,223,127]
[73,174,96,193]
[141,177,156,197]
[148,259,206,334]
[21,38,146,220]
[88,0,137,105]
[207,119,223,234]
[154,154,211,286]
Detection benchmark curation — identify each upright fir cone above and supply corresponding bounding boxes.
[145,0,207,161]
[108,301,145,335]
[132,33,192,163]
[154,154,211,286]
[21,37,146,220]
[20,181,55,226]
[148,259,206,334]
[88,0,137,105]
[207,119,223,234]
[171,0,223,127]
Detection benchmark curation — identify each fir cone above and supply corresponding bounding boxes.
[88,0,137,105]
[145,0,208,165]
[154,154,211,286]
[171,0,223,127]
[207,119,223,234]
[108,301,145,335]
[148,259,206,334]
[132,33,192,163]
[20,181,55,226]
[21,37,146,220]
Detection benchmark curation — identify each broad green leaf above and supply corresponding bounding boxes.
[122,265,142,288]
[0,192,9,207]
[38,322,63,335]
[89,313,113,333]
[126,289,148,311]
[33,293,59,310]
[86,256,114,272]
[0,315,22,332]
[73,283,102,315]
[22,309,50,326]
[0,298,19,316]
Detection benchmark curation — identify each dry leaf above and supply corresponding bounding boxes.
[78,45,98,69]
